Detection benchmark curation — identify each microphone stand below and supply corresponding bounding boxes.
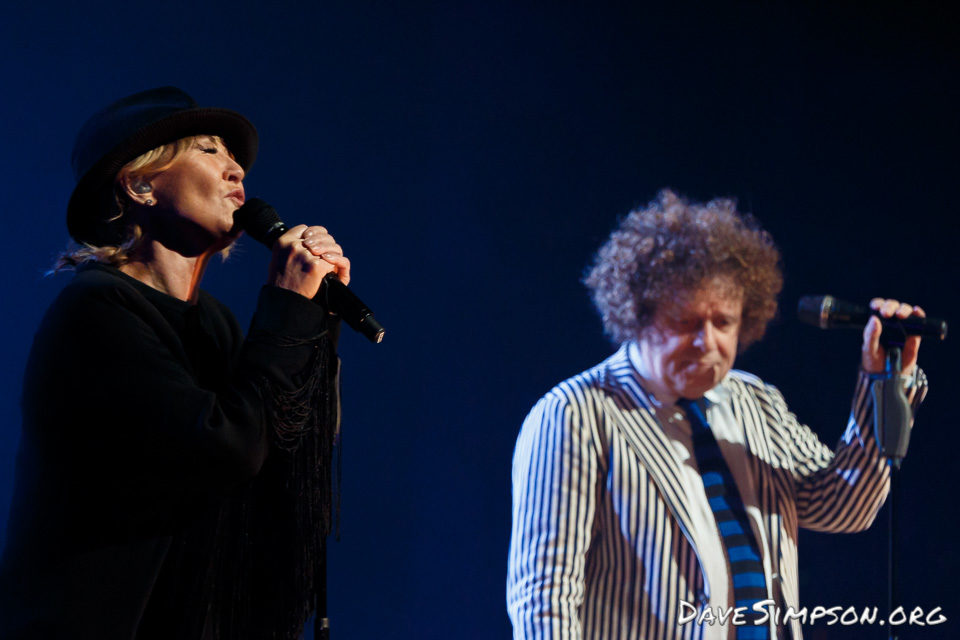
[315,543,330,639]
[887,467,898,640]
[871,340,912,640]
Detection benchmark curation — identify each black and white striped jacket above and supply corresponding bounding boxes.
[507,343,925,640]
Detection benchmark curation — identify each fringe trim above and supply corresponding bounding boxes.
[203,327,340,639]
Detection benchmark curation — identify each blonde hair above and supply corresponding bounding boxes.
[51,135,230,272]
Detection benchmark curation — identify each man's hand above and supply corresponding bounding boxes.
[861,298,924,375]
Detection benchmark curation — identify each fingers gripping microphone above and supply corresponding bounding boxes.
[798,295,945,467]
[797,295,947,341]
[235,198,385,344]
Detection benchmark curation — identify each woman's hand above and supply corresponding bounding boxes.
[268,224,351,299]
[861,297,924,375]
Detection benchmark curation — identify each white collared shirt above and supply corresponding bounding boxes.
[627,343,775,639]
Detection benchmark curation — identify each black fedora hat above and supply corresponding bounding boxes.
[67,86,258,246]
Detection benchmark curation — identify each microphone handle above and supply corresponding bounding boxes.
[799,295,947,340]
[320,274,385,344]
[826,305,945,340]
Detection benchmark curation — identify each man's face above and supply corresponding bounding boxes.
[635,278,743,402]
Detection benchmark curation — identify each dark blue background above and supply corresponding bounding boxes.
[1,3,957,638]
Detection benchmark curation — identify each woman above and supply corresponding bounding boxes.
[0,87,346,638]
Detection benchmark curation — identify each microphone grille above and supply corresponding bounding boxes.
[797,295,833,329]
[234,197,283,247]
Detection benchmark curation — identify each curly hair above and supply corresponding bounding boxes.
[584,189,783,350]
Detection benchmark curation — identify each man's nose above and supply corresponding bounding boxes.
[692,322,717,350]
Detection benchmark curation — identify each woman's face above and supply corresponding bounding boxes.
[140,135,245,254]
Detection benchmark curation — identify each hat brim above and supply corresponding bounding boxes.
[67,106,258,246]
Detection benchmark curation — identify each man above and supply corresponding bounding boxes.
[506,190,926,639]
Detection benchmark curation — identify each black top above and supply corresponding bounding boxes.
[0,263,339,639]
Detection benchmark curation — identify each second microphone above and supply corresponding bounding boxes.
[235,197,385,344]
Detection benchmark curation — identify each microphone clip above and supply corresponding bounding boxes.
[870,346,912,468]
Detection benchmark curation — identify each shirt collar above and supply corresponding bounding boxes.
[704,382,731,405]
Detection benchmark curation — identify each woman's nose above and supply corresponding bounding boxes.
[224,157,244,182]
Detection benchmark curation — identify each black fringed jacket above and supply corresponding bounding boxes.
[0,263,339,639]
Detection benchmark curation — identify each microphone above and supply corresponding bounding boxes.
[235,198,385,344]
[797,295,947,341]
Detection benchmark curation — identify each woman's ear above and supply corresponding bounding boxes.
[122,176,154,205]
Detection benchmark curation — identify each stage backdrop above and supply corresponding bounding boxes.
[1,3,957,638]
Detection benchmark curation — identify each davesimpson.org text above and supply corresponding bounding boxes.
[678,600,946,628]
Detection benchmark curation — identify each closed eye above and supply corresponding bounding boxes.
[672,319,699,331]
[713,316,740,331]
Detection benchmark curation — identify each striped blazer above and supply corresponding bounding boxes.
[507,343,924,640]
